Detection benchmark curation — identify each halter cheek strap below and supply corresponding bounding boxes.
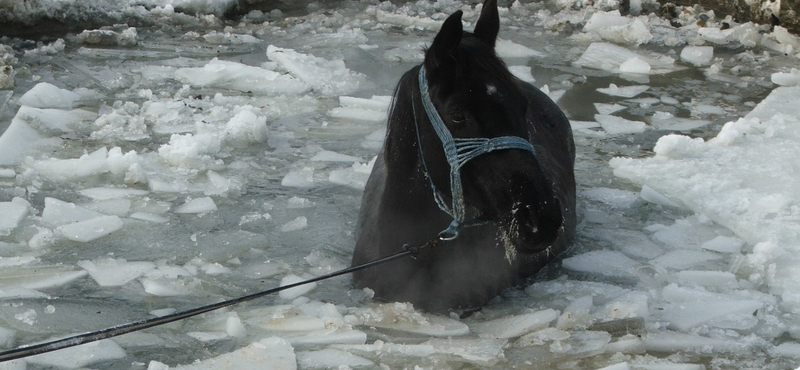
[413,66,537,240]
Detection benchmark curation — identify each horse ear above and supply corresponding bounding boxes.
[473,0,499,48]
[427,10,463,69]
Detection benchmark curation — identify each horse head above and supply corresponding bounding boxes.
[411,0,564,255]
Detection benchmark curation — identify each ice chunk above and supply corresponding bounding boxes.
[660,298,762,331]
[574,43,677,75]
[700,235,745,254]
[282,167,315,188]
[281,216,308,232]
[248,305,327,332]
[675,270,737,288]
[278,274,317,300]
[581,187,638,208]
[56,215,124,242]
[597,84,649,98]
[141,278,192,296]
[0,326,15,348]
[0,198,29,235]
[425,338,507,366]
[311,150,360,162]
[225,109,267,143]
[30,146,141,182]
[562,250,640,279]
[175,58,308,95]
[680,46,714,66]
[0,111,45,165]
[640,185,682,208]
[329,162,372,190]
[267,45,365,96]
[508,65,535,84]
[328,95,391,123]
[649,111,710,131]
[644,331,745,353]
[171,337,296,370]
[593,103,627,116]
[15,106,97,133]
[18,82,80,109]
[650,250,722,271]
[556,295,593,330]
[287,329,367,346]
[351,302,469,337]
[582,11,652,46]
[174,197,217,214]
[296,348,373,369]
[619,57,651,74]
[78,187,149,200]
[495,39,544,59]
[0,265,87,290]
[25,339,125,369]
[41,197,103,226]
[77,27,138,46]
[77,258,156,287]
[595,114,647,135]
[771,68,800,86]
[472,309,557,339]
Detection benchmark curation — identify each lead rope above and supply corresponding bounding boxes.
[0,238,445,363]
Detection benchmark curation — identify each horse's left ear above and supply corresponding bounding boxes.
[427,10,463,69]
[473,0,499,48]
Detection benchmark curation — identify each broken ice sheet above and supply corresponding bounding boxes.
[597,84,649,98]
[574,42,678,75]
[594,114,647,135]
[25,339,126,369]
[77,258,156,287]
[175,58,309,95]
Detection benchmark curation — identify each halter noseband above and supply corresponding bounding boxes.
[413,66,537,241]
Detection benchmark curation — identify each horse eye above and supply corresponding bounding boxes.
[449,109,466,124]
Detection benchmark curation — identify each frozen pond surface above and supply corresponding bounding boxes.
[1,1,800,369]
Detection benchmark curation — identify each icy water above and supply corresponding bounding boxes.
[1,1,800,370]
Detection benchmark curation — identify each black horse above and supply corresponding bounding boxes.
[351,0,576,313]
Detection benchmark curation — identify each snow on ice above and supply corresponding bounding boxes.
[1,0,800,369]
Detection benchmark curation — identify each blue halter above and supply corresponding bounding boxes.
[413,66,538,240]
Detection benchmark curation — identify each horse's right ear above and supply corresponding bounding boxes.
[427,10,463,69]
[474,0,499,48]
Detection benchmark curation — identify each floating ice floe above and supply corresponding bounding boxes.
[175,58,309,95]
[267,46,366,96]
[76,27,138,46]
[25,339,126,369]
[0,198,30,236]
[495,39,543,59]
[350,302,469,337]
[174,196,217,214]
[580,11,653,46]
[594,114,647,135]
[508,65,535,83]
[77,258,156,287]
[771,68,800,86]
[610,86,800,311]
[327,95,392,123]
[18,82,81,109]
[574,42,677,75]
[596,83,649,98]
[680,46,714,66]
[56,215,125,242]
[0,265,87,290]
[28,146,141,182]
[169,337,295,370]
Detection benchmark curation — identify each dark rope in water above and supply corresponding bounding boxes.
[0,241,441,363]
